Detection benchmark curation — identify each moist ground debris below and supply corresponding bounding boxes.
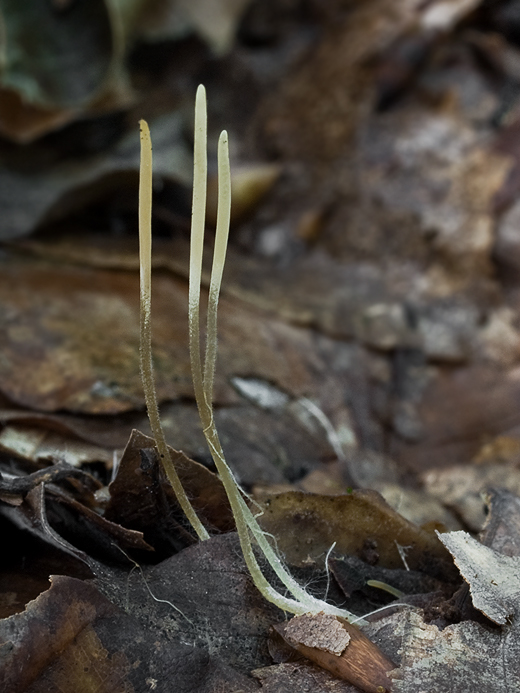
[4,0,520,691]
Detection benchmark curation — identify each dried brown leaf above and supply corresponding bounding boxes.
[256,490,455,579]
[0,112,190,240]
[395,363,520,477]
[0,423,115,468]
[0,573,258,693]
[105,429,234,551]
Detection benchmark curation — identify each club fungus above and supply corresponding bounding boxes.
[138,86,398,693]
[139,118,209,542]
[138,85,359,619]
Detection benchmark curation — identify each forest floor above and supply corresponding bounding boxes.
[2,1,520,691]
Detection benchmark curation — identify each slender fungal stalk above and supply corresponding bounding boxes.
[189,85,208,415]
[138,119,209,542]
[203,130,231,400]
[187,89,359,621]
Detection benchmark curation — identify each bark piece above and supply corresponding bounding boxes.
[252,661,359,692]
[284,613,351,656]
[275,615,395,693]
[389,609,520,693]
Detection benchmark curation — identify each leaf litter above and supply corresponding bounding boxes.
[4,0,520,691]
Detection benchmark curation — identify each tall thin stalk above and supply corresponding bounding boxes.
[188,86,208,416]
[187,87,358,621]
[138,119,209,542]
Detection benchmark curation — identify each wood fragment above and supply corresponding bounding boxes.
[285,613,351,656]
[275,613,396,693]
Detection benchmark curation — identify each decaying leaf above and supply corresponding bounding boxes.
[361,102,512,277]
[0,461,100,506]
[329,554,448,606]
[480,488,520,558]
[0,423,115,468]
[0,246,379,459]
[439,530,520,625]
[256,490,455,578]
[0,477,153,571]
[0,574,258,693]
[98,532,283,673]
[0,0,142,142]
[140,0,253,54]
[380,487,520,691]
[371,482,463,531]
[0,1,114,105]
[388,608,520,692]
[252,661,359,693]
[395,363,520,477]
[258,0,481,163]
[0,404,146,450]
[105,429,234,552]
[0,575,126,693]
[0,112,190,241]
[424,463,520,532]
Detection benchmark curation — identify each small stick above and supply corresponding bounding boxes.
[274,615,395,693]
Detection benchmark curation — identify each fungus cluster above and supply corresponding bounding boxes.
[138,85,358,621]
